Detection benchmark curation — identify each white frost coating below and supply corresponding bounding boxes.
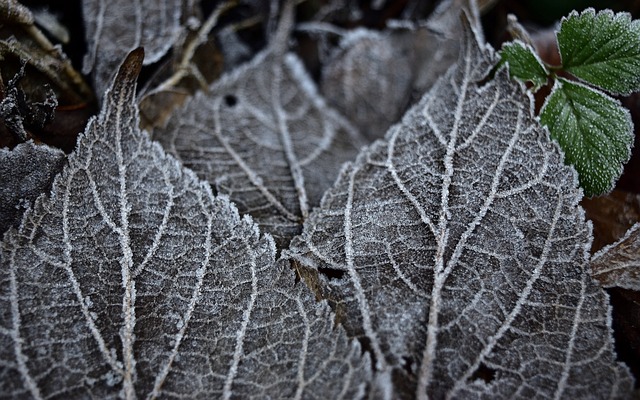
[553,268,588,400]
[385,19,423,30]
[0,50,372,399]
[284,51,367,144]
[591,222,640,290]
[61,154,125,378]
[558,8,640,96]
[540,76,633,195]
[320,1,482,142]
[153,44,366,247]
[288,15,634,399]
[222,251,258,400]
[284,53,326,106]
[82,0,185,95]
[149,205,212,399]
[207,95,299,223]
[7,242,43,400]
[113,71,138,399]
[0,141,65,235]
[343,164,387,372]
[338,27,385,49]
[293,296,311,400]
[274,57,311,219]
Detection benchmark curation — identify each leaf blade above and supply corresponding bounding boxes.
[500,40,549,90]
[0,49,372,399]
[82,0,186,96]
[592,223,640,290]
[152,49,366,247]
[287,19,633,398]
[320,0,480,141]
[539,77,633,197]
[558,8,640,95]
[0,142,65,236]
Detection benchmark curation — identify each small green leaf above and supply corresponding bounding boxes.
[500,41,549,90]
[558,8,640,95]
[539,78,633,196]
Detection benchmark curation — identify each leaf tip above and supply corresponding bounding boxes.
[114,47,145,89]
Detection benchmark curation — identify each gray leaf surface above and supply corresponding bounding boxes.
[320,28,415,141]
[152,47,365,248]
[0,141,65,235]
[409,0,482,96]
[287,19,633,399]
[320,0,479,141]
[591,223,640,291]
[82,0,185,96]
[0,49,371,399]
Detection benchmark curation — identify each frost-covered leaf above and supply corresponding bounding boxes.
[558,8,640,95]
[82,0,186,95]
[322,29,415,140]
[500,40,548,90]
[320,0,478,140]
[0,141,65,235]
[592,223,640,291]
[539,78,633,197]
[287,19,633,398]
[320,28,415,141]
[152,47,365,247]
[0,49,371,399]
[0,64,57,142]
[404,0,481,96]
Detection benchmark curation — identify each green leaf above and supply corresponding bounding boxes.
[500,40,549,90]
[558,8,640,95]
[539,77,633,196]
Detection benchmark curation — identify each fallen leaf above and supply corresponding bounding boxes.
[592,223,640,290]
[320,0,480,140]
[0,48,371,399]
[0,141,65,235]
[287,17,633,398]
[152,43,366,247]
[82,0,187,96]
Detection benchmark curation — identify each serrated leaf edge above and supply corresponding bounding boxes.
[500,39,549,90]
[591,222,640,290]
[539,77,634,196]
[559,7,640,95]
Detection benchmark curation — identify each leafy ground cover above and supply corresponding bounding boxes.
[1,0,640,398]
